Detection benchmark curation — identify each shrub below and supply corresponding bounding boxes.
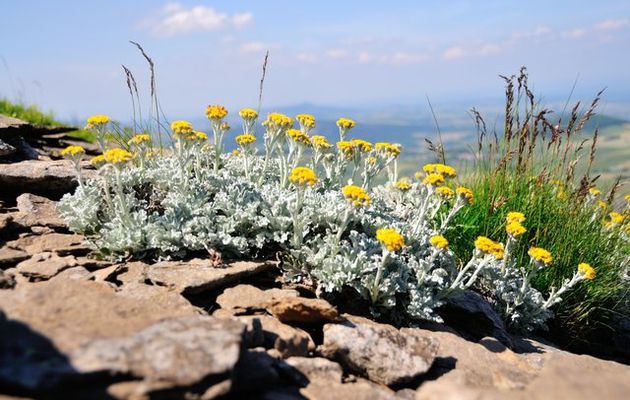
[57,103,602,330]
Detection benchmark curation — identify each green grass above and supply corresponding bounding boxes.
[446,68,629,345]
[0,97,97,143]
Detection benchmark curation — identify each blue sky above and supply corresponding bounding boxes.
[1,1,629,122]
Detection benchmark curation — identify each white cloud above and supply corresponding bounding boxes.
[141,3,253,36]
[563,28,587,39]
[388,52,426,65]
[297,52,317,63]
[326,49,349,60]
[478,43,502,56]
[595,18,628,31]
[357,51,373,64]
[443,46,466,60]
[512,25,553,40]
[240,41,273,53]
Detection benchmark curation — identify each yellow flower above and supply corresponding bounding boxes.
[86,114,109,127]
[239,108,258,120]
[351,139,373,152]
[296,114,316,129]
[206,104,228,120]
[263,112,294,130]
[60,145,85,157]
[605,211,625,228]
[436,186,455,199]
[474,236,504,259]
[506,221,527,237]
[232,149,240,156]
[337,141,356,157]
[287,129,311,145]
[289,167,317,186]
[414,171,424,180]
[366,156,377,164]
[192,131,208,141]
[376,228,405,252]
[423,163,456,178]
[311,135,332,150]
[171,120,194,135]
[103,148,133,165]
[423,173,445,186]
[128,134,151,145]
[506,212,526,224]
[528,247,553,265]
[456,186,474,204]
[597,200,608,209]
[430,235,449,249]
[625,194,630,202]
[557,190,566,200]
[235,134,257,145]
[394,180,412,191]
[90,154,105,166]
[336,117,356,130]
[578,263,596,280]
[375,142,401,157]
[588,187,601,196]
[342,185,371,207]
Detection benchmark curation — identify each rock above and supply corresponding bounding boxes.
[0,270,15,289]
[0,247,29,267]
[92,263,126,283]
[268,297,339,324]
[216,284,299,313]
[51,266,93,282]
[0,138,16,156]
[0,115,75,139]
[16,252,77,280]
[6,233,89,256]
[0,278,200,392]
[285,357,344,383]
[411,326,630,400]
[439,290,512,347]
[232,349,282,395]
[146,259,277,295]
[300,378,397,400]
[214,311,315,358]
[14,193,66,229]
[73,315,244,386]
[320,316,439,386]
[0,160,94,197]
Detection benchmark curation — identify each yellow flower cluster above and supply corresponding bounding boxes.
[190,131,208,141]
[528,247,553,265]
[625,194,630,202]
[336,117,356,130]
[235,134,256,145]
[128,134,151,145]
[342,185,371,207]
[506,212,526,223]
[423,163,457,178]
[264,113,294,130]
[375,142,401,157]
[475,236,505,259]
[376,228,405,252]
[239,108,258,119]
[352,139,373,152]
[296,114,316,129]
[103,148,133,165]
[86,114,109,126]
[311,135,332,150]
[578,263,596,280]
[456,186,474,204]
[171,120,194,136]
[430,235,449,249]
[588,187,601,196]
[337,141,355,157]
[289,167,317,186]
[206,104,228,120]
[436,186,454,199]
[423,173,445,186]
[60,145,85,157]
[506,221,527,237]
[287,129,311,145]
[394,180,411,190]
[607,211,625,226]
[90,155,105,166]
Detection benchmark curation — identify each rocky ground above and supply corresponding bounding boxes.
[1,115,629,399]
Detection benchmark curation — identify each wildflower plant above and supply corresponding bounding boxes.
[58,108,597,327]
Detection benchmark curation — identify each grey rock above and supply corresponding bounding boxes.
[320,315,439,386]
[14,193,66,229]
[146,259,277,294]
[0,138,16,156]
[0,159,94,197]
[6,232,89,256]
[285,356,344,383]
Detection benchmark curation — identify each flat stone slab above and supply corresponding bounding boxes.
[146,259,278,295]
[0,160,94,197]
